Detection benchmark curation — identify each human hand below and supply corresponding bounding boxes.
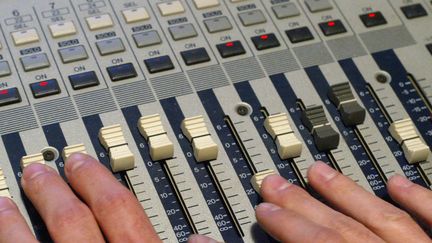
[192,161,432,243]
[0,153,161,243]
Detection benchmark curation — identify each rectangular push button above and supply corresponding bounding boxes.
[96,38,125,56]
[122,7,150,23]
[360,12,387,28]
[11,28,39,46]
[0,88,21,106]
[286,27,314,43]
[181,48,210,65]
[49,21,77,38]
[401,4,428,19]
[30,79,61,98]
[239,10,266,26]
[158,1,185,16]
[69,71,100,90]
[133,31,162,48]
[272,3,300,19]
[216,41,246,58]
[193,0,219,9]
[251,33,280,50]
[169,24,198,40]
[144,55,174,74]
[0,61,11,77]
[204,16,233,33]
[107,63,138,81]
[20,53,50,72]
[58,45,88,64]
[305,0,333,13]
[86,14,114,31]
[319,20,347,36]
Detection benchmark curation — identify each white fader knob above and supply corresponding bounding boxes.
[181,115,218,162]
[62,144,87,161]
[264,113,302,159]
[138,114,174,161]
[389,118,430,164]
[0,167,11,198]
[251,169,277,194]
[99,125,135,172]
[20,153,45,169]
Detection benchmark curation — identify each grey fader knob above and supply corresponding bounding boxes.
[301,106,340,151]
[328,82,365,126]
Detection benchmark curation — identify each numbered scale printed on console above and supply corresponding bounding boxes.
[0,0,431,242]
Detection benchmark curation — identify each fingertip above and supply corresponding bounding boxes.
[307,161,338,183]
[0,197,15,213]
[261,174,292,195]
[187,234,220,243]
[388,174,412,189]
[65,153,95,174]
[21,163,52,184]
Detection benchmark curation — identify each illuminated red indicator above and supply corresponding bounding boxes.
[226,42,234,47]
[260,35,269,40]
[39,81,49,87]
[0,89,8,95]
[368,13,376,18]
[328,21,336,27]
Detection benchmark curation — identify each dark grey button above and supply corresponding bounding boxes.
[0,61,11,77]
[169,24,198,40]
[144,55,174,74]
[106,63,138,81]
[58,45,88,63]
[328,82,365,126]
[305,0,333,13]
[216,41,246,58]
[204,16,233,33]
[20,53,50,72]
[272,3,300,19]
[30,79,61,98]
[180,48,210,66]
[359,12,387,28]
[301,106,339,151]
[318,20,347,36]
[401,4,428,19]
[286,27,314,43]
[69,71,100,90]
[133,31,162,48]
[96,38,125,56]
[238,10,266,26]
[0,87,21,107]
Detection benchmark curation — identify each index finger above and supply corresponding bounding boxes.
[65,153,161,243]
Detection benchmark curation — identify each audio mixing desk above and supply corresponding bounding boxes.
[0,0,431,242]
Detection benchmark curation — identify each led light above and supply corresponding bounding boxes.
[260,35,269,40]
[40,81,48,87]
[0,90,8,95]
[226,42,234,47]
[368,13,376,18]
[328,21,335,27]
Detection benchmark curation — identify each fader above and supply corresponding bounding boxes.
[0,0,431,242]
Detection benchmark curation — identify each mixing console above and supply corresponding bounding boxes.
[0,0,431,242]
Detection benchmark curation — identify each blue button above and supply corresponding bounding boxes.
[144,55,174,74]
[107,63,138,81]
[69,71,100,90]
[180,48,210,66]
[30,79,61,98]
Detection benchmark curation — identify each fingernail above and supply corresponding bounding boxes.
[256,202,282,214]
[0,197,13,212]
[67,153,89,172]
[390,174,412,188]
[22,163,50,181]
[188,234,220,243]
[310,161,338,181]
[262,174,291,193]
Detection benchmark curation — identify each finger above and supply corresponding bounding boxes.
[388,174,432,227]
[308,161,430,243]
[65,153,161,243]
[260,174,382,243]
[188,234,222,243]
[21,163,104,243]
[0,197,37,243]
[256,202,346,243]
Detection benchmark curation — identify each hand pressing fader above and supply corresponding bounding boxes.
[0,155,431,243]
[193,162,432,243]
